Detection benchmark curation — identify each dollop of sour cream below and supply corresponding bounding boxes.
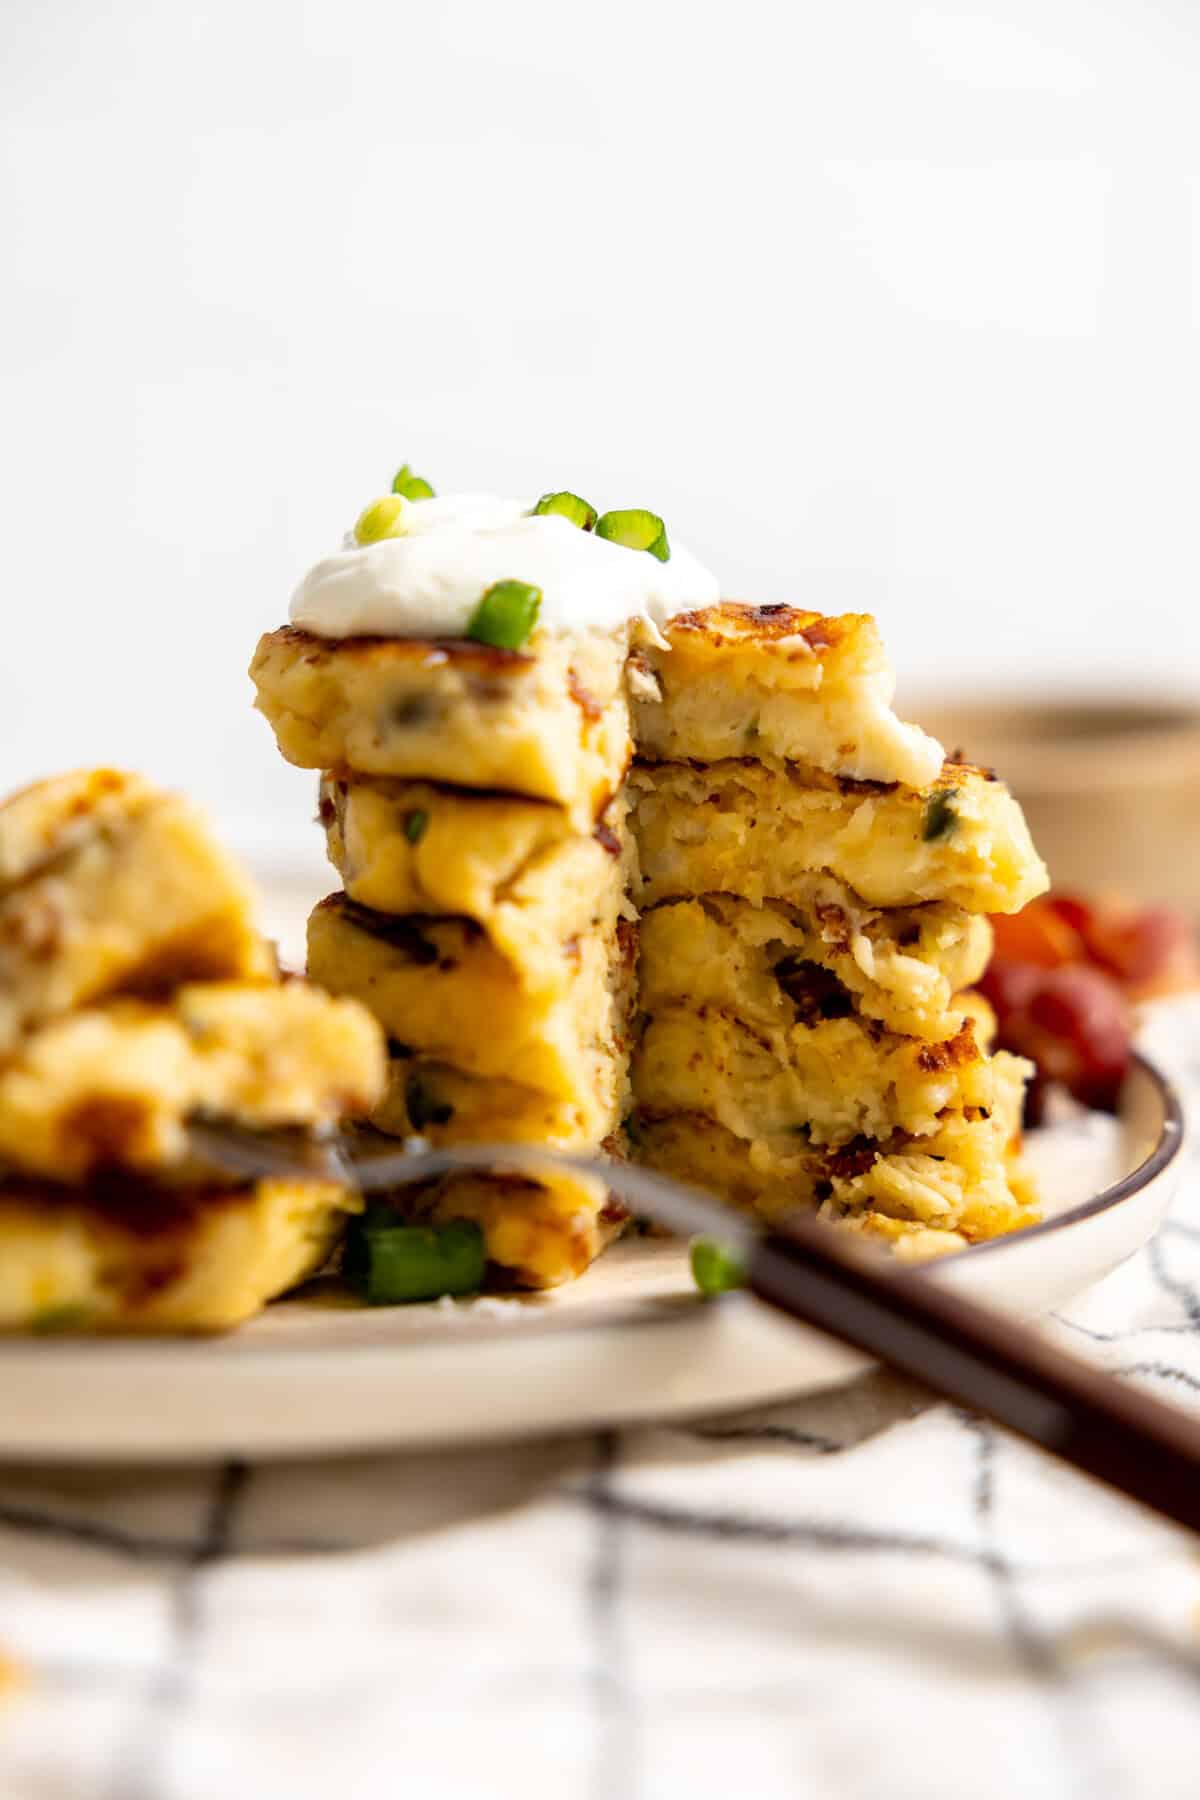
[289,493,720,638]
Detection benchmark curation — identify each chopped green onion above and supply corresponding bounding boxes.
[531,491,598,531]
[690,1237,746,1296]
[922,790,959,842]
[346,1213,485,1305]
[466,579,542,650]
[404,1070,455,1131]
[391,463,435,501]
[354,494,409,545]
[595,508,670,563]
[404,808,429,844]
[31,1302,92,1333]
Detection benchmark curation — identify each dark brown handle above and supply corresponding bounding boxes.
[750,1218,1200,1535]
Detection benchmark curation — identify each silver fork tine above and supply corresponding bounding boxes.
[185,1120,752,1250]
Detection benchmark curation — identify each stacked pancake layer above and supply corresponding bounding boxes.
[252,626,639,1287]
[628,605,1049,1260]
[0,770,384,1329]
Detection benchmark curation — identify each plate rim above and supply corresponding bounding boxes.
[962,1051,1184,1260]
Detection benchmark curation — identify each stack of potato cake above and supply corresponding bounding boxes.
[255,591,1051,1281]
[0,769,384,1328]
[627,604,1050,1259]
[252,623,639,1288]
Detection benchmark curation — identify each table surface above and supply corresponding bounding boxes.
[1,1004,1198,1800]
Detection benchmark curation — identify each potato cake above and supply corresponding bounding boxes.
[251,624,631,827]
[0,981,385,1183]
[0,1172,352,1332]
[630,757,1048,915]
[0,770,272,1052]
[631,604,945,788]
[632,1047,1036,1259]
[633,993,998,1148]
[638,890,992,1043]
[306,894,632,1142]
[319,774,634,992]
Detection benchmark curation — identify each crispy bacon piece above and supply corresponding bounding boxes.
[978,888,1197,1115]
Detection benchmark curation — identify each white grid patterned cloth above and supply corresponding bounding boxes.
[2,1003,1199,1800]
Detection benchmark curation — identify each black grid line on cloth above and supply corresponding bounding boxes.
[1146,1232,1200,1330]
[959,1415,1127,1800]
[567,1483,1198,1577]
[572,1485,992,1564]
[959,1414,1060,1679]
[0,1493,346,1565]
[105,1458,249,1800]
[1114,1359,1200,1394]
[0,1501,197,1563]
[584,1431,639,1800]
[1161,1220,1200,1247]
[680,1422,844,1454]
[1051,1314,1198,1345]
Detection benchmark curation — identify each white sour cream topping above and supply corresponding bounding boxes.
[289,493,720,638]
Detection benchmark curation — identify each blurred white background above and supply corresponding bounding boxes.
[2,0,1198,853]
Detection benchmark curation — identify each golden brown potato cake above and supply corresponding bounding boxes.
[638,889,992,1043]
[369,1163,626,1289]
[0,770,272,1052]
[250,624,631,826]
[319,774,634,990]
[633,1048,1037,1258]
[629,757,1048,915]
[0,981,386,1183]
[372,1053,605,1148]
[633,994,998,1148]
[306,895,632,1141]
[631,603,945,787]
[0,1172,353,1332]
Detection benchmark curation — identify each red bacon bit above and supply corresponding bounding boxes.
[567,671,603,721]
[801,619,841,651]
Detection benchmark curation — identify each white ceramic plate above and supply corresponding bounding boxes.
[0,1055,1183,1462]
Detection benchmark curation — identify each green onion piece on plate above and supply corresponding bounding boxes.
[466,579,543,650]
[690,1236,747,1296]
[531,491,598,531]
[391,463,436,501]
[346,1212,486,1305]
[31,1302,92,1334]
[594,508,670,562]
[354,494,409,545]
[404,808,429,844]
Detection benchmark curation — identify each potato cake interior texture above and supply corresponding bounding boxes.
[619,599,1045,1258]
[638,890,992,1043]
[632,1046,1037,1262]
[251,623,631,827]
[0,770,387,1332]
[633,993,1000,1149]
[629,757,1048,916]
